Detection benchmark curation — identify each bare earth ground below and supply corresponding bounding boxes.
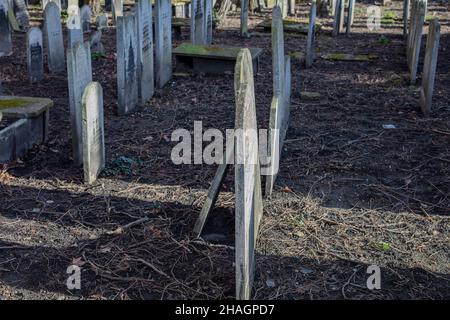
[0,0,449,299]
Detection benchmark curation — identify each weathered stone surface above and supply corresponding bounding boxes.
[234,48,263,300]
[81,82,105,184]
[12,0,29,29]
[43,0,62,11]
[67,5,83,49]
[403,0,410,38]
[240,0,249,37]
[419,18,440,115]
[272,5,285,97]
[407,0,426,84]
[44,2,65,72]
[136,0,154,105]
[27,27,44,82]
[191,0,205,44]
[300,91,322,101]
[346,0,355,34]
[116,13,139,114]
[321,53,378,61]
[112,0,123,24]
[204,0,212,44]
[67,41,93,165]
[0,0,12,57]
[80,4,92,32]
[95,12,108,30]
[332,0,342,36]
[305,0,316,68]
[89,29,104,53]
[257,17,320,34]
[155,0,172,88]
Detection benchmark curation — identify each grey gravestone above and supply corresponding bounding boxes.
[90,29,104,53]
[67,41,93,165]
[288,0,295,15]
[81,81,105,184]
[419,18,440,114]
[80,4,92,33]
[27,27,44,82]
[42,0,62,11]
[191,0,205,44]
[205,0,212,44]
[403,0,410,38]
[12,0,29,29]
[407,0,425,84]
[338,0,345,33]
[305,0,316,68]
[154,0,172,89]
[234,48,263,300]
[67,11,83,49]
[272,5,284,97]
[265,55,291,196]
[346,0,355,34]
[136,0,154,105]
[240,0,249,37]
[96,12,108,30]
[116,13,139,114]
[0,0,12,57]
[332,0,342,37]
[44,2,65,72]
[112,0,123,24]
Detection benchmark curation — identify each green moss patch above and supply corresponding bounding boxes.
[321,53,379,62]
[0,98,30,110]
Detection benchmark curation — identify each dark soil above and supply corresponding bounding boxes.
[0,1,449,299]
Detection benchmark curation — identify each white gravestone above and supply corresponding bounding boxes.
[27,27,44,82]
[44,2,65,72]
[155,0,172,88]
[81,82,105,184]
[305,1,316,68]
[67,5,83,49]
[116,13,139,114]
[67,41,93,165]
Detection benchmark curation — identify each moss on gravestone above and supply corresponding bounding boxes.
[0,98,29,109]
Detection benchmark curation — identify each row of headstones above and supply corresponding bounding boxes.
[405,0,440,114]
[332,0,356,36]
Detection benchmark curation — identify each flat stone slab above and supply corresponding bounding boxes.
[173,43,264,74]
[257,18,322,34]
[0,96,53,118]
[321,53,379,62]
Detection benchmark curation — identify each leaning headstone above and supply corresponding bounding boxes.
[89,29,104,53]
[81,82,105,184]
[136,0,154,105]
[0,0,12,57]
[67,5,83,48]
[154,0,172,89]
[240,0,249,37]
[272,5,285,97]
[80,4,92,33]
[191,0,205,44]
[95,12,108,30]
[234,48,264,300]
[419,18,440,114]
[407,0,425,84]
[67,41,93,165]
[27,27,44,82]
[305,0,316,68]
[44,2,65,72]
[204,0,212,44]
[116,13,139,114]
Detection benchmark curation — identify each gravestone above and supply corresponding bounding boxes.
[90,29,104,53]
[419,18,440,114]
[136,0,154,105]
[234,48,263,300]
[204,0,212,44]
[191,0,205,44]
[67,41,93,165]
[265,55,291,196]
[154,0,172,88]
[288,0,295,15]
[12,0,29,29]
[112,0,123,24]
[407,0,425,84]
[332,0,342,36]
[272,5,284,97]
[116,13,139,114]
[240,0,249,37]
[96,12,108,30]
[44,2,65,72]
[346,0,355,34]
[338,0,345,32]
[403,0,410,38]
[305,0,316,68]
[81,82,105,184]
[0,0,12,57]
[42,0,62,11]
[27,27,44,82]
[67,5,83,48]
[80,4,92,32]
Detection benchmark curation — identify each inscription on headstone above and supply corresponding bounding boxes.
[44,2,65,72]
[27,27,44,82]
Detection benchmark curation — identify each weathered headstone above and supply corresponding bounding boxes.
[240,0,249,37]
[81,81,105,184]
[136,0,154,105]
[44,2,65,72]
[154,0,172,88]
[403,0,410,38]
[191,0,205,44]
[67,5,83,48]
[338,0,345,33]
[112,0,123,24]
[407,0,425,84]
[95,12,108,30]
[272,5,284,97]
[80,4,92,33]
[116,13,139,114]
[204,0,212,44]
[332,0,341,36]
[346,0,355,34]
[305,0,316,68]
[90,29,104,53]
[419,18,440,114]
[12,0,29,29]
[42,0,62,11]
[234,48,263,300]
[0,0,12,57]
[27,27,44,82]
[288,0,295,15]
[67,41,93,165]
